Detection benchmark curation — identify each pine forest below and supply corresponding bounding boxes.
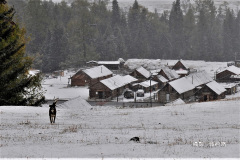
[8,0,240,73]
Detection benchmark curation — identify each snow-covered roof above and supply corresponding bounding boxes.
[220,66,240,75]
[156,75,168,83]
[175,69,188,75]
[150,69,162,76]
[136,66,151,79]
[83,65,113,79]
[206,81,226,95]
[177,60,190,69]
[185,71,213,87]
[219,83,238,89]
[98,61,120,65]
[139,80,158,88]
[161,68,180,80]
[169,77,195,94]
[101,75,137,90]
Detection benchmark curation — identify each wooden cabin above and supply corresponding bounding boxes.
[196,81,226,101]
[172,60,190,76]
[219,83,238,95]
[158,77,195,103]
[216,66,240,82]
[71,65,113,86]
[89,75,137,99]
[130,66,151,82]
[158,68,180,81]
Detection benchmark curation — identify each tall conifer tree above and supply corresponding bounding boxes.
[0,0,44,105]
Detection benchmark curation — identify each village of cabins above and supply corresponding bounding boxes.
[70,59,240,104]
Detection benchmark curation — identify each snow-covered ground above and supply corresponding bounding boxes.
[42,70,89,100]
[1,59,239,158]
[0,97,239,158]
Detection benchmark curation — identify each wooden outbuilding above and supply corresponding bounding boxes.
[71,65,113,86]
[89,75,137,99]
[130,66,151,82]
[97,61,122,70]
[172,60,190,76]
[216,66,240,82]
[158,68,179,81]
[196,81,226,101]
[138,80,158,92]
[219,83,238,95]
[158,77,195,103]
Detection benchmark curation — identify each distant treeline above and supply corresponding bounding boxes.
[8,0,240,72]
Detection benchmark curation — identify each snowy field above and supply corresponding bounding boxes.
[1,59,240,158]
[0,97,239,158]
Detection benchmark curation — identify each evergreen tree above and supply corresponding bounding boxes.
[111,0,120,27]
[169,0,184,59]
[223,9,235,60]
[0,1,44,105]
[183,7,195,59]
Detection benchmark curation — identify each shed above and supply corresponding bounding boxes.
[216,66,240,82]
[172,60,190,76]
[196,81,226,101]
[130,66,151,82]
[158,77,195,103]
[89,75,137,99]
[71,65,113,86]
[138,80,158,92]
[98,61,122,70]
[158,68,180,81]
[219,83,238,95]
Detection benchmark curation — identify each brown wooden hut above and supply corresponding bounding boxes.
[71,65,113,86]
[89,75,137,99]
[158,77,195,103]
[130,66,151,82]
[216,66,240,82]
[196,81,226,101]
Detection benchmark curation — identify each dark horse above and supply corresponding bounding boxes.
[49,99,58,124]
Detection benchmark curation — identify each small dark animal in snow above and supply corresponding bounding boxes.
[129,137,140,142]
[49,99,58,124]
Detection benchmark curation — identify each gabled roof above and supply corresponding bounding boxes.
[206,81,226,95]
[174,60,190,69]
[100,75,137,90]
[139,80,158,88]
[161,68,180,80]
[156,75,168,83]
[136,66,151,79]
[169,77,195,94]
[220,66,240,75]
[83,65,113,79]
[185,71,213,87]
